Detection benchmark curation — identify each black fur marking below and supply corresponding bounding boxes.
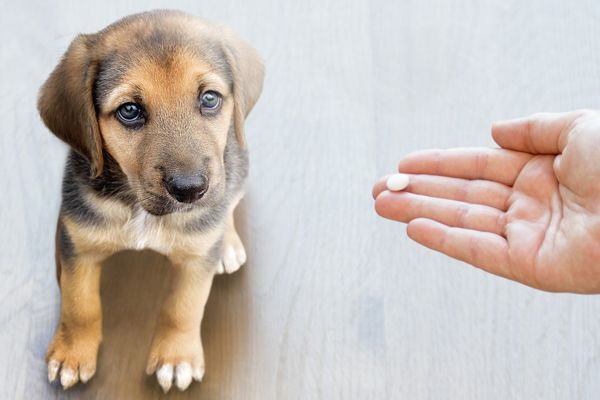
[200,42,234,84]
[61,155,104,224]
[94,52,130,110]
[57,221,75,262]
[187,204,228,232]
[61,150,135,225]
[223,121,249,191]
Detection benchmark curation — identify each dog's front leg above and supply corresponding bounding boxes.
[146,259,215,393]
[216,194,247,275]
[47,255,103,389]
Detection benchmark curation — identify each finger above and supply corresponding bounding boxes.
[491,110,587,154]
[372,175,391,199]
[406,218,513,280]
[375,191,506,235]
[373,174,512,210]
[398,148,532,186]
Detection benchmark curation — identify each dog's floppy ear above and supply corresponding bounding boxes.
[38,34,103,177]
[222,30,265,148]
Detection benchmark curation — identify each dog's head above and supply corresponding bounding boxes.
[38,10,264,215]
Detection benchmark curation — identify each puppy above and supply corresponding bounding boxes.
[38,10,264,392]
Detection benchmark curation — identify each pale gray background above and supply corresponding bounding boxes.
[2,0,600,399]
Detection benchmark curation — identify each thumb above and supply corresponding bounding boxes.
[491,110,585,154]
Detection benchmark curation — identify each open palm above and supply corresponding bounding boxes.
[373,111,600,293]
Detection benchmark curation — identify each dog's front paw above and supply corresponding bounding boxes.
[146,331,205,392]
[46,323,102,389]
[216,230,246,274]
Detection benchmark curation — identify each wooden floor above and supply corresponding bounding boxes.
[3,0,600,399]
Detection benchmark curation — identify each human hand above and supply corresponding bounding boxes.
[373,110,600,293]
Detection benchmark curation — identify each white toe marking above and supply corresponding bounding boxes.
[192,365,205,382]
[157,364,174,393]
[217,242,246,274]
[236,245,247,265]
[175,362,193,391]
[60,367,78,389]
[79,365,95,383]
[223,246,241,273]
[216,262,225,274]
[48,359,60,382]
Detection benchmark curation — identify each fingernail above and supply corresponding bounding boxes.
[386,174,409,191]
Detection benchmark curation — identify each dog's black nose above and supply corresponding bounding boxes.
[164,174,209,203]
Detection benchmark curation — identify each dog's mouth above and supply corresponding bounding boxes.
[137,191,194,216]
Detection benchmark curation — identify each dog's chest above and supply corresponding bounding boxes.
[124,209,174,253]
[83,198,217,259]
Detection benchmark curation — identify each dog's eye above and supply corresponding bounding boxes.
[200,91,222,113]
[116,103,144,126]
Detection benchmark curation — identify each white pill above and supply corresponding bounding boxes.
[386,173,409,191]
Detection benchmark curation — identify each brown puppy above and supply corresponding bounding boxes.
[38,10,264,392]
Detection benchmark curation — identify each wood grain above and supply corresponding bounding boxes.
[2,0,600,399]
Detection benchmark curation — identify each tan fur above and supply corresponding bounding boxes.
[46,256,103,388]
[145,264,214,375]
[98,52,233,182]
